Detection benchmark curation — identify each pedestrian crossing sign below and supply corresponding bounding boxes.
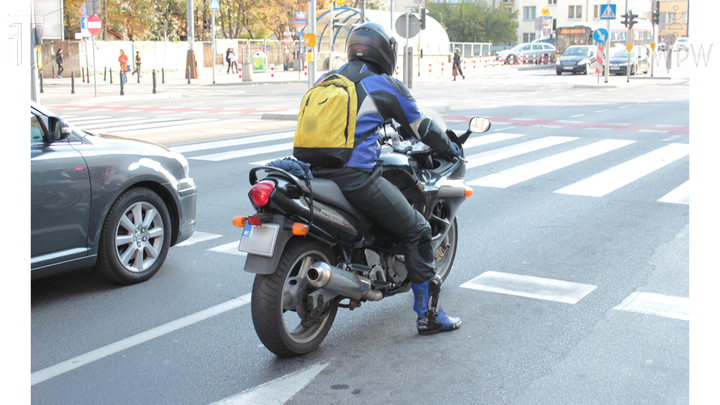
[210,0,219,11]
[600,4,616,20]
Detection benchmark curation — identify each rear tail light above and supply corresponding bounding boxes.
[249,180,275,207]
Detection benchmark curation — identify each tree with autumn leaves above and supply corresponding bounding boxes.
[62,0,340,42]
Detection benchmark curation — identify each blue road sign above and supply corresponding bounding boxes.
[209,0,220,11]
[600,4,617,20]
[81,16,88,30]
[594,28,609,43]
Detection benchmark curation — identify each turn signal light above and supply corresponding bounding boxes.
[292,223,308,236]
[465,186,474,199]
[249,180,274,207]
[232,216,247,227]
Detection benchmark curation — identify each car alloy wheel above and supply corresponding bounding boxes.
[95,187,171,284]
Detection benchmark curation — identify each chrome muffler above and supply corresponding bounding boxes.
[307,262,383,301]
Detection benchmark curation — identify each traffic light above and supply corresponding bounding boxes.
[420,7,426,30]
[621,13,629,28]
[628,11,638,29]
[203,19,210,31]
[652,1,660,25]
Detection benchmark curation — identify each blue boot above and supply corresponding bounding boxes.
[411,275,461,335]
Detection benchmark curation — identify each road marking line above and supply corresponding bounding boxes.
[658,180,689,204]
[555,143,689,197]
[461,271,596,304]
[468,139,635,188]
[110,118,219,133]
[569,114,586,118]
[465,136,577,169]
[210,363,329,405]
[638,129,670,133]
[31,293,252,386]
[208,241,247,256]
[613,292,689,321]
[172,131,295,154]
[116,119,251,136]
[662,135,682,142]
[175,231,222,247]
[77,118,179,130]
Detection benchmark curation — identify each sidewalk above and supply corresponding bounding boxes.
[37,66,310,106]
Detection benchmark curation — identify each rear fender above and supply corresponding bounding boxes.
[243,215,295,275]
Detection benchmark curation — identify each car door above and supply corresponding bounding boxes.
[31,111,92,269]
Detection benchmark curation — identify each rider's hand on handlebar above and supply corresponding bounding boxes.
[444,142,461,159]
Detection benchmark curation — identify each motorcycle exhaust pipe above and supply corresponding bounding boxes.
[307,262,383,301]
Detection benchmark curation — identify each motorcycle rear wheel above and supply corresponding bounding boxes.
[251,239,338,358]
[434,217,458,282]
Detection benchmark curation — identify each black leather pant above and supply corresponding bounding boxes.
[313,166,435,284]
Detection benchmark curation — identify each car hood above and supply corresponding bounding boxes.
[559,55,588,62]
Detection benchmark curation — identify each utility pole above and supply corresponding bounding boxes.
[186,0,198,79]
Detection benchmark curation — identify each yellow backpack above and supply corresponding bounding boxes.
[293,72,373,167]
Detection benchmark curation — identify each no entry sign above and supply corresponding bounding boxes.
[88,14,101,36]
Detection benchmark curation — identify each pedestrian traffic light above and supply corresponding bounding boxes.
[420,7,426,30]
[203,19,210,31]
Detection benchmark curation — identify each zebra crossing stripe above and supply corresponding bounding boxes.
[172,131,295,154]
[658,180,689,204]
[613,292,689,321]
[208,241,247,256]
[461,271,597,304]
[555,143,689,197]
[191,142,294,162]
[468,139,635,188]
[175,231,222,247]
[462,132,525,149]
[465,136,578,169]
[111,118,220,133]
[76,118,180,131]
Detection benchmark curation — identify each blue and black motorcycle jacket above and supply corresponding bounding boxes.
[318,61,455,170]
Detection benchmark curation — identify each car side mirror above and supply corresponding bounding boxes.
[48,117,72,142]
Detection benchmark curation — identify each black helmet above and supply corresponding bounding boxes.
[347,22,397,76]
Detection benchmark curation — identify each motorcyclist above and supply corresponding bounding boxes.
[306,22,462,335]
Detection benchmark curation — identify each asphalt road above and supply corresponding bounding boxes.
[30,66,694,404]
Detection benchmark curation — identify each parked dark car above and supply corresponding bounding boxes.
[31,101,197,284]
[606,47,649,75]
[556,45,599,75]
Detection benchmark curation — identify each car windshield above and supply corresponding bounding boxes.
[611,49,635,58]
[563,47,588,56]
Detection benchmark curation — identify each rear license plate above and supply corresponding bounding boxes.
[563,66,573,70]
[238,223,280,257]
[610,67,620,70]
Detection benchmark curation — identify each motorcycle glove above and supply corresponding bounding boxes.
[415,117,454,158]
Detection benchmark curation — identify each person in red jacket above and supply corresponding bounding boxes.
[118,49,129,83]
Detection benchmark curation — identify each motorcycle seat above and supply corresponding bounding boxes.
[310,179,374,229]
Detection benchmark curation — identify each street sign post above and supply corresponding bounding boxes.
[601,1,615,84]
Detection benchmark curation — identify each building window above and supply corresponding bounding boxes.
[593,5,600,19]
[548,0,557,5]
[569,5,582,19]
[523,33,536,42]
[523,6,536,20]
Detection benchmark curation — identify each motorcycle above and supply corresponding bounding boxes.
[233,108,491,357]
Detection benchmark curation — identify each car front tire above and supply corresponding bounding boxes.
[95,187,171,284]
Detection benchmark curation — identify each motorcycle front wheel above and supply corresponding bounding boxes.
[434,217,458,282]
[251,239,339,358]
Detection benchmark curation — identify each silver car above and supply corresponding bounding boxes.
[496,43,556,65]
[31,101,197,284]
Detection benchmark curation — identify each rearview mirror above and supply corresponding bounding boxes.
[48,117,72,142]
[469,117,491,133]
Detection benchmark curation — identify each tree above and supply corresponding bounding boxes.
[427,0,518,43]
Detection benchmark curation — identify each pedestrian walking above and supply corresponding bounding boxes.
[55,48,64,78]
[452,48,465,81]
[229,48,238,74]
[119,49,129,83]
[225,47,231,73]
[132,51,142,77]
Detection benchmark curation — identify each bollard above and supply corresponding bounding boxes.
[39,69,43,93]
[71,72,75,94]
[152,69,157,94]
[52,65,55,78]
[120,71,124,95]
[162,68,165,84]
[187,65,191,84]
[238,64,242,79]
[109,67,113,84]
[81,67,85,83]
[104,67,107,81]
[137,67,140,83]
